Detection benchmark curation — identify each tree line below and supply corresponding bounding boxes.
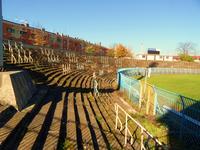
[85,43,133,58]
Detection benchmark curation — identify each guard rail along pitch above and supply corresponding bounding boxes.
[115,103,164,150]
[117,68,200,148]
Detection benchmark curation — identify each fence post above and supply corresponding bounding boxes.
[146,86,150,115]
[179,95,185,140]
[139,80,143,108]
[141,128,144,150]
[153,86,157,116]
[143,69,147,94]
[128,85,131,99]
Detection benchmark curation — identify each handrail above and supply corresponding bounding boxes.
[115,103,163,149]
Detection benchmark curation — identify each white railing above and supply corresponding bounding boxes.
[115,103,163,150]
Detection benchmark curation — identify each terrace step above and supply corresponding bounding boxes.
[0,61,146,149]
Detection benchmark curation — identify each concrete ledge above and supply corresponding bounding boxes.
[0,70,36,111]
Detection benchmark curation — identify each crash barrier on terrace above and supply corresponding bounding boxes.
[117,68,200,147]
[3,40,200,72]
[115,103,163,149]
[4,41,137,85]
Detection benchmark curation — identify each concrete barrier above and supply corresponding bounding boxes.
[0,70,36,111]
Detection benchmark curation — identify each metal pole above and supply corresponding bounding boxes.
[139,80,143,108]
[115,105,118,130]
[0,0,3,68]
[124,114,128,145]
[141,128,144,150]
[153,85,157,116]
[144,68,147,95]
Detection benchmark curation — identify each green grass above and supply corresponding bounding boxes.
[147,74,200,100]
[121,93,169,146]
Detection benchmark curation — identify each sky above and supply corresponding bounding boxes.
[2,0,200,55]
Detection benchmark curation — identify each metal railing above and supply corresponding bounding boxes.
[117,68,200,148]
[115,103,164,149]
[150,68,200,74]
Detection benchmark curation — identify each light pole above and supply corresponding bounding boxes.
[0,0,3,69]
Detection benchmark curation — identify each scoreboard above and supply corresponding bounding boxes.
[147,48,160,55]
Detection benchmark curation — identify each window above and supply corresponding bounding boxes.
[160,56,163,59]
[142,55,145,58]
[20,31,27,35]
[166,56,169,59]
[7,28,15,33]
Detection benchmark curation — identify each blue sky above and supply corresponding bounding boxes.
[2,0,200,55]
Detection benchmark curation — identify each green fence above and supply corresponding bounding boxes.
[117,68,200,148]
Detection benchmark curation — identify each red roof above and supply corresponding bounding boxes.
[192,56,200,59]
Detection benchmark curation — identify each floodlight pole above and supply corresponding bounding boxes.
[0,0,3,69]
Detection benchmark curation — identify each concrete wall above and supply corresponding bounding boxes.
[147,55,155,61]
[155,55,164,61]
[136,54,174,62]
[163,56,173,61]
[0,71,36,111]
[136,54,146,60]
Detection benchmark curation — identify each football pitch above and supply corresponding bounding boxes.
[147,74,200,100]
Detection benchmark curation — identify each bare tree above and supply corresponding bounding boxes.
[177,42,196,55]
[177,42,197,62]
